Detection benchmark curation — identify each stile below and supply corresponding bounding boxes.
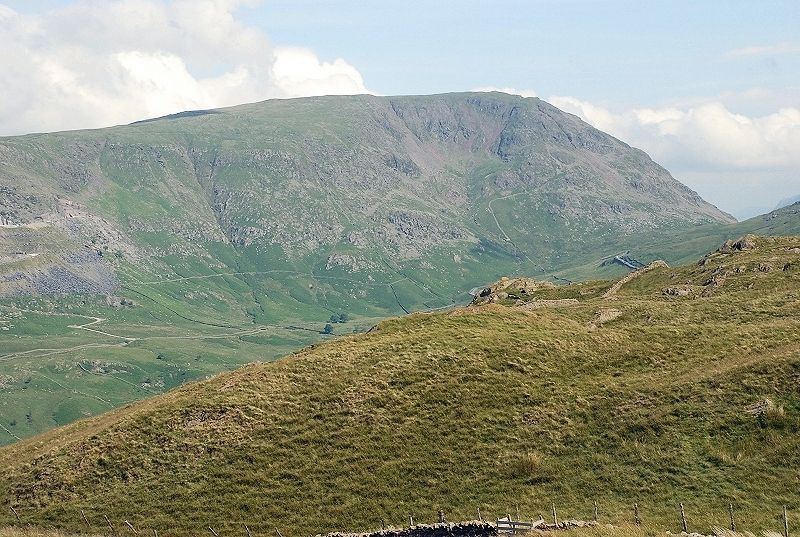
[497,517,542,535]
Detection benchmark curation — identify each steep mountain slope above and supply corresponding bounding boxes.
[0,92,741,443]
[1,236,798,536]
[0,92,732,309]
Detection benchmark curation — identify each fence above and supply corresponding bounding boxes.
[3,502,794,537]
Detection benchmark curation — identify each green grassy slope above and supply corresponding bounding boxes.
[0,236,798,536]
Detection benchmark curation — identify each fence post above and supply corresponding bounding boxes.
[81,510,90,527]
[124,521,138,534]
[409,516,414,528]
[680,503,688,533]
[10,507,20,522]
[516,505,521,522]
[245,525,253,537]
[105,515,116,534]
[208,528,220,537]
[593,500,598,523]
[634,503,641,526]
[153,529,158,537]
[438,510,446,524]
[477,508,482,523]
[784,506,789,537]
[552,504,558,527]
[729,504,736,532]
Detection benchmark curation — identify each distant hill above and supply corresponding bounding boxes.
[1,235,798,537]
[560,200,800,280]
[0,92,745,443]
[775,195,800,210]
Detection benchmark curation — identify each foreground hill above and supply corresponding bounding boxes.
[1,235,798,536]
[0,91,745,444]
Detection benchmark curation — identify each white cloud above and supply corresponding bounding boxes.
[272,47,370,98]
[726,43,800,58]
[554,98,800,171]
[547,96,619,134]
[0,0,371,135]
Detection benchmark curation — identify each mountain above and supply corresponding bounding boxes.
[0,91,733,303]
[0,92,744,443]
[1,235,798,536]
[775,195,800,210]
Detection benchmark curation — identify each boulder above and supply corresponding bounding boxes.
[732,235,756,251]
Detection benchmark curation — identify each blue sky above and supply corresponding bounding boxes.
[1,0,798,218]
[250,1,799,111]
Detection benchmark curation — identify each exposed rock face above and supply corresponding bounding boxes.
[733,235,757,251]
[471,277,557,305]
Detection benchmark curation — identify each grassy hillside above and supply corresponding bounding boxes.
[0,235,798,536]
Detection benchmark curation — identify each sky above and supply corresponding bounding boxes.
[0,1,798,219]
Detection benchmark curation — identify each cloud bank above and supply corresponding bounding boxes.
[0,0,371,135]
